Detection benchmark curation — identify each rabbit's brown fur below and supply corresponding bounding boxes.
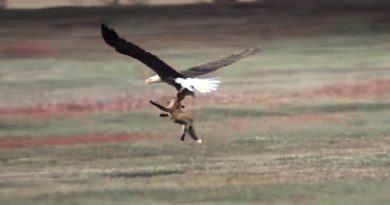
[149,98,201,143]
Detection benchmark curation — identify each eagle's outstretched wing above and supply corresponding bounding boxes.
[101,24,183,80]
[180,47,261,77]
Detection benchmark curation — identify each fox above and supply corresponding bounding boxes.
[149,98,202,143]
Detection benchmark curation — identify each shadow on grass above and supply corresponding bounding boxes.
[100,169,185,179]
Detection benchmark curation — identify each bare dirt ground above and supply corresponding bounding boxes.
[0,77,388,116]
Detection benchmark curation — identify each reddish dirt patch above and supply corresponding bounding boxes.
[1,78,388,118]
[305,78,390,99]
[0,42,50,57]
[0,92,275,117]
[0,133,165,149]
[0,97,149,117]
[197,91,279,105]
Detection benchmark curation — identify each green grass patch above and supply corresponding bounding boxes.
[0,111,168,138]
[2,179,390,205]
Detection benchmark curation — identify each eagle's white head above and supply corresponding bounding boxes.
[145,75,162,84]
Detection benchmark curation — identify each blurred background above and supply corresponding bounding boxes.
[0,1,390,205]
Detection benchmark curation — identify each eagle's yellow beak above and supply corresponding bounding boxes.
[145,75,161,84]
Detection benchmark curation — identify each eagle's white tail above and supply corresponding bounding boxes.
[175,77,220,93]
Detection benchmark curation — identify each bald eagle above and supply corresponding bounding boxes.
[101,24,260,100]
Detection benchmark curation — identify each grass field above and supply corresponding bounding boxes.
[1,3,390,205]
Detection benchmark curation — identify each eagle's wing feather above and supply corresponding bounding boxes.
[180,47,261,77]
[101,24,183,79]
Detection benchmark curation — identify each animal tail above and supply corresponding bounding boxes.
[175,77,220,93]
[149,100,169,112]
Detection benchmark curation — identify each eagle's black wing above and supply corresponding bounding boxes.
[180,47,261,77]
[101,24,183,80]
